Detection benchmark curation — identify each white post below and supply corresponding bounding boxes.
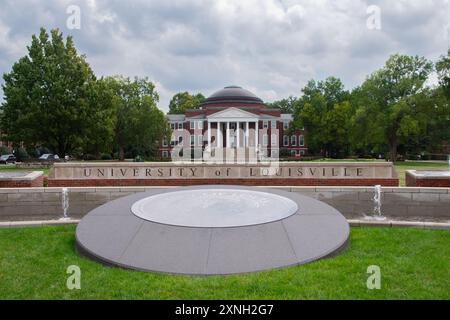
[226,122,230,148]
[208,121,211,147]
[236,122,240,148]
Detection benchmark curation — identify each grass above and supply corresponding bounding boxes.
[0,164,51,176]
[0,225,448,300]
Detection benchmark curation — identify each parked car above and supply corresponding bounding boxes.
[38,154,60,161]
[0,154,16,164]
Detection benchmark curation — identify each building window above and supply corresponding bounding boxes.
[300,150,306,156]
[162,151,169,158]
[162,138,168,147]
[230,123,236,130]
[263,134,268,146]
[178,136,183,146]
[283,121,289,130]
[283,135,289,146]
[198,135,203,146]
[190,121,195,130]
[271,134,277,146]
[170,123,176,130]
[190,135,195,146]
[271,121,277,129]
[178,122,183,130]
[299,135,305,147]
[198,121,203,130]
[290,150,296,156]
[291,135,297,146]
[263,121,269,129]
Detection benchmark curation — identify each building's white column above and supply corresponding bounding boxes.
[217,122,221,147]
[254,121,259,148]
[221,122,224,148]
[236,122,240,148]
[226,122,230,148]
[245,121,249,148]
[207,121,211,147]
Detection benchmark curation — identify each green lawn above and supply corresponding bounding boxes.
[0,226,448,300]
[0,165,51,176]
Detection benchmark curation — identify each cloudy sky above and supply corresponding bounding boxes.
[0,0,449,112]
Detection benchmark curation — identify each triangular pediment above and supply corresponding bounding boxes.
[207,107,259,120]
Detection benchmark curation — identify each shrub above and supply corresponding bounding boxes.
[83,154,97,161]
[14,148,30,161]
[0,146,11,155]
[101,153,112,160]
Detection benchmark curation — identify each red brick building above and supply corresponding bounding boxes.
[160,86,307,160]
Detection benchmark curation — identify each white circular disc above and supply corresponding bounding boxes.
[131,189,298,228]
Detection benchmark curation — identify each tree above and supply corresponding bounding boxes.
[105,76,168,161]
[168,92,205,114]
[267,96,298,113]
[0,28,98,156]
[81,78,116,158]
[293,77,352,157]
[353,54,434,162]
[436,48,450,98]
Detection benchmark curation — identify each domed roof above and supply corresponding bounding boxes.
[202,86,263,105]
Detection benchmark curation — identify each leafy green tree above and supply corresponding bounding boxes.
[353,54,434,162]
[168,92,205,114]
[267,96,298,113]
[436,48,450,98]
[105,76,169,161]
[0,28,98,156]
[81,78,116,158]
[293,77,352,157]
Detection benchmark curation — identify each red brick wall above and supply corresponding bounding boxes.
[406,178,450,187]
[0,175,44,188]
[48,178,399,187]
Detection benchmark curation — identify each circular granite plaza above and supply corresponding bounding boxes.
[75,186,349,275]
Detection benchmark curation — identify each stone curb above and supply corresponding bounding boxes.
[348,219,450,230]
[0,219,80,228]
[0,219,449,230]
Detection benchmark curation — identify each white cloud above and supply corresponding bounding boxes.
[0,0,449,112]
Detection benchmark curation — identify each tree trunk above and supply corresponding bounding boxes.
[388,136,398,163]
[119,145,125,162]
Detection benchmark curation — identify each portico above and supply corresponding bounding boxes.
[206,108,259,149]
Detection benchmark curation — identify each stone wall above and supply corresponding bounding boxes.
[0,186,448,222]
[48,178,399,187]
[0,172,44,188]
[48,162,399,187]
[406,170,450,187]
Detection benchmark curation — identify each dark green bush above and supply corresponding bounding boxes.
[101,153,112,160]
[14,148,30,161]
[0,146,11,155]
